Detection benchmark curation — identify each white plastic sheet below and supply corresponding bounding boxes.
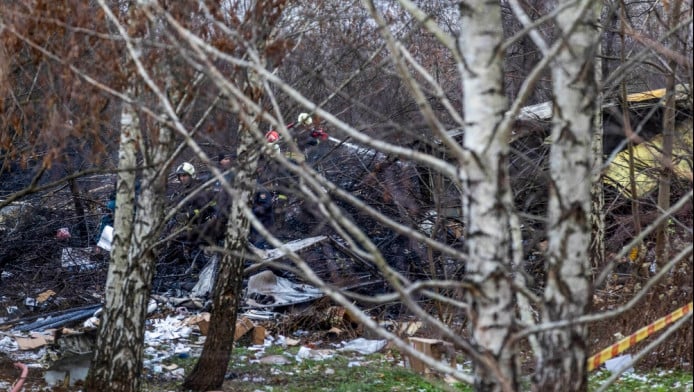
[96,225,113,251]
[338,338,387,355]
[605,354,634,374]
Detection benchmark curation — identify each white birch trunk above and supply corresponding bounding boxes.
[536,1,600,390]
[591,31,605,273]
[86,4,178,384]
[459,2,518,391]
[87,84,176,391]
[87,99,141,391]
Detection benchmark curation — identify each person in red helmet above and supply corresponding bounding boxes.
[266,113,329,164]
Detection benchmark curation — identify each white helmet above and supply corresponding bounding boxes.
[297,112,313,126]
[175,162,196,178]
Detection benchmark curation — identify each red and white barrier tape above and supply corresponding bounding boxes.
[587,301,693,371]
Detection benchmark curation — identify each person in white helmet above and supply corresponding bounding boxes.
[284,112,329,164]
[175,162,196,187]
[263,113,329,165]
[165,162,216,274]
[168,162,217,273]
[171,161,218,226]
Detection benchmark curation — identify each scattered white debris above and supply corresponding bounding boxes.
[0,335,19,351]
[338,338,387,355]
[96,225,113,251]
[295,346,335,361]
[605,354,635,374]
[145,315,192,341]
[245,270,324,308]
[60,247,98,271]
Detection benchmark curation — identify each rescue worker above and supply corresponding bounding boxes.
[261,113,329,236]
[95,190,116,244]
[199,152,237,245]
[215,151,236,190]
[249,183,275,249]
[174,162,219,226]
[169,162,217,272]
[263,112,329,165]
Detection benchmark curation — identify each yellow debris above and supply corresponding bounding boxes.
[603,120,693,198]
[626,88,666,102]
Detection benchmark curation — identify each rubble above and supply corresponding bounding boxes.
[245,270,325,308]
[0,296,397,389]
[0,229,377,389]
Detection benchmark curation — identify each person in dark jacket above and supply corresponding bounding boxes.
[168,162,217,272]
[95,191,116,243]
[170,162,216,226]
[215,152,236,191]
[249,183,275,249]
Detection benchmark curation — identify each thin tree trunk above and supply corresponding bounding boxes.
[86,99,141,391]
[654,0,683,266]
[591,20,605,275]
[85,4,179,386]
[619,7,642,269]
[535,1,600,391]
[182,115,262,390]
[459,2,518,391]
[184,2,284,388]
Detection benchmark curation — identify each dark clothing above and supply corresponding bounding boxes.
[253,187,274,227]
[95,195,116,243]
[196,183,275,249]
[215,152,236,190]
[172,181,216,220]
[166,179,219,273]
[169,179,217,244]
[196,184,233,245]
[275,126,329,164]
[214,171,236,192]
[250,185,275,249]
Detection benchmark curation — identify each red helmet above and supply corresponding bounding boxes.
[265,130,280,143]
[311,128,329,141]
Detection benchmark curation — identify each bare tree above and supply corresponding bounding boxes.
[535,0,601,390]
[1,1,691,392]
[176,2,289,389]
[457,1,519,390]
[85,2,179,389]
[655,0,686,265]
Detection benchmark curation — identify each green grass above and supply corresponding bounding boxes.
[142,348,692,391]
[588,369,693,392]
[211,347,457,392]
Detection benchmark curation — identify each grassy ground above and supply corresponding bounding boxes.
[140,345,694,392]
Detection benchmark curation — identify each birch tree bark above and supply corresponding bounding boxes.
[86,4,177,391]
[535,1,600,390]
[459,2,518,391]
[85,90,141,391]
[182,91,264,391]
[590,24,605,273]
[183,1,283,388]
